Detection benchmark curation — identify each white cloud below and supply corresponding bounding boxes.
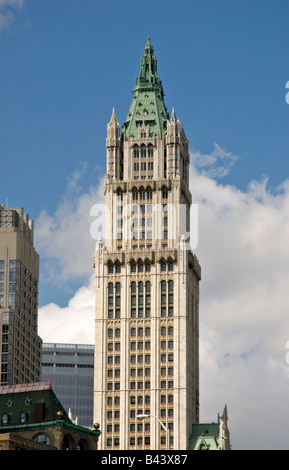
[38,275,95,344]
[35,164,105,285]
[0,0,24,32]
[190,142,240,178]
[189,164,289,449]
[37,147,289,449]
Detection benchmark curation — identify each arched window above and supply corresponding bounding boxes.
[33,433,51,445]
[61,435,72,450]
[77,438,89,450]
[168,326,174,336]
[19,411,28,424]
[1,413,9,425]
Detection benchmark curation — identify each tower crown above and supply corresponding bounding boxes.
[122,38,169,139]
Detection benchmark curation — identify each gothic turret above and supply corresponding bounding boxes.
[106,108,122,181]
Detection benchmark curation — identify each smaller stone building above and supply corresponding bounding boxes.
[0,380,101,450]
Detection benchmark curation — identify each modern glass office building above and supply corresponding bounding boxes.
[41,343,94,427]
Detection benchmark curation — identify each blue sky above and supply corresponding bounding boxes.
[2,0,289,218]
[2,0,289,450]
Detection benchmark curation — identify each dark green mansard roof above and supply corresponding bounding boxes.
[0,380,101,438]
[122,37,169,139]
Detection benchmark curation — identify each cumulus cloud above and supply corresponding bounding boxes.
[35,164,105,285]
[191,142,240,178]
[189,164,289,449]
[38,275,95,344]
[37,145,289,449]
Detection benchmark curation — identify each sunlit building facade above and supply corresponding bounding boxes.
[93,39,201,450]
[0,205,42,386]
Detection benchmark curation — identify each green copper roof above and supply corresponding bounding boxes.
[189,423,221,450]
[122,37,169,139]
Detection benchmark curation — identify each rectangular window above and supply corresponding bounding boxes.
[9,260,20,271]
[9,283,19,293]
[8,294,19,306]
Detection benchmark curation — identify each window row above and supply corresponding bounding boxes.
[130,327,151,337]
[2,411,28,425]
[108,328,121,338]
[131,354,151,364]
[108,265,121,274]
[130,381,151,390]
[130,368,151,377]
[107,280,174,318]
[130,342,151,350]
[106,394,151,407]
[133,162,154,171]
[131,281,151,292]
[106,437,152,447]
[133,145,154,158]
[131,263,151,272]
[108,262,174,274]
[132,190,153,200]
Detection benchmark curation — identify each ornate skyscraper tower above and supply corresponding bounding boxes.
[93,38,201,450]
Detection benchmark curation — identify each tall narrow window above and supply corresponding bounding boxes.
[168,280,173,316]
[131,282,136,318]
[138,282,144,318]
[161,280,167,317]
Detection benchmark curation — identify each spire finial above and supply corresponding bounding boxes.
[170,105,177,121]
[144,36,153,54]
[109,107,117,124]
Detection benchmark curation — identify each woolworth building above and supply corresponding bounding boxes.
[93,38,201,450]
